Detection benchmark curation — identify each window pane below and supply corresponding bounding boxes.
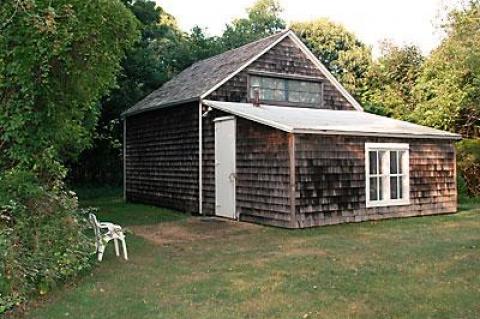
[390,176,398,199]
[378,176,384,200]
[251,76,260,87]
[399,151,404,174]
[390,151,398,174]
[276,79,286,90]
[288,79,302,91]
[378,151,385,174]
[370,177,378,200]
[305,93,320,104]
[262,77,277,89]
[369,151,377,175]
[306,82,321,93]
[273,89,286,101]
[289,91,300,103]
[398,176,403,198]
[260,88,274,100]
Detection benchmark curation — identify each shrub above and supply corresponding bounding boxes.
[0,170,94,314]
[456,139,480,197]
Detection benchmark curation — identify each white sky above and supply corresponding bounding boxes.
[157,0,459,56]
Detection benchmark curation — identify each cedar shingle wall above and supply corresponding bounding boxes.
[236,118,292,227]
[125,103,199,213]
[202,113,292,227]
[206,37,355,111]
[294,135,457,228]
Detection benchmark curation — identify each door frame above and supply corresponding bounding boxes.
[213,116,236,219]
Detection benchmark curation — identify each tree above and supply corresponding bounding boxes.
[0,0,138,308]
[363,42,424,118]
[290,19,372,100]
[412,1,480,136]
[67,1,225,185]
[0,0,138,182]
[221,0,286,49]
[67,0,182,185]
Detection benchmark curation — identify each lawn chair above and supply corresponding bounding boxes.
[89,213,128,262]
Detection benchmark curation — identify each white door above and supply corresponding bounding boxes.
[214,116,236,219]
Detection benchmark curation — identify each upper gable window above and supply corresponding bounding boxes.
[249,75,323,106]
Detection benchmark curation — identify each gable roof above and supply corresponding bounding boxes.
[123,31,290,116]
[123,30,364,117]
[203,100,461,140]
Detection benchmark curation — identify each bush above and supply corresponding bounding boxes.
[456,139,480,197]
[0,170,94,314]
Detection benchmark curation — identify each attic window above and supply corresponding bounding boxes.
[365,143,410,207]
[249,75,324,106]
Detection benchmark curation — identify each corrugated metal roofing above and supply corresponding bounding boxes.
[123,31,290,116]
[203,100,461,140]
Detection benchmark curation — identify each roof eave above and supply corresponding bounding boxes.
[290,128,462,140]
[121,97,200,118]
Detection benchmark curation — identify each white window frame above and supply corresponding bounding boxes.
[365,143,410,207]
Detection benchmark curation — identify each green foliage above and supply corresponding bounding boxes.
[456,139,480,197]
[0,0,138,313]
[364,43,424,119]
[221,0,286,49]
[0,0,139,181]
[291,19,372,100]
[0,170,94,314]
[406,1,480,135]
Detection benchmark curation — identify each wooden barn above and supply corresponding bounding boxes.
[122,30,461,228]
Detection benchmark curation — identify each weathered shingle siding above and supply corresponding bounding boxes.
[294,135,457,228]
[125,102,199,213]
[206,37,355,111]
[236,118,292,227]
[201,112,292,227]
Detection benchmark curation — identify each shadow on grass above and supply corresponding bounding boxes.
[74,186,187,226]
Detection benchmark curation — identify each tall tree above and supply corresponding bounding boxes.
[221,0,286,49]
[68,0,187,184]
[290,19,372,100]
[412,1,480,136]
[363,42,424,118]
[0,0,138,183]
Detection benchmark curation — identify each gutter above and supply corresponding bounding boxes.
[121,97,200,118]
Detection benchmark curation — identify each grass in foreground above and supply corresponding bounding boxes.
[17,194,480,319]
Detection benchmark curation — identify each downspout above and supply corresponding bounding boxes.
[123,117,127,202]
[198,99,204,215]
[288,133,297,228]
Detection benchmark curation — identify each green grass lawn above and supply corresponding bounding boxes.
[17,192,480,319]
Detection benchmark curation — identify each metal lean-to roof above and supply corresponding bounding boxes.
[203,100,461,140]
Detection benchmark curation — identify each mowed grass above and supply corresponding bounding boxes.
[19,191,480,319]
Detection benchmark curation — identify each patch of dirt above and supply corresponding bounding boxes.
[130,217,261,245]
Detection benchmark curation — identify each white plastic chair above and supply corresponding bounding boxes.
[89,213,128,262]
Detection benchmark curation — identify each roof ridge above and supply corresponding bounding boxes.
[189,29,289,68]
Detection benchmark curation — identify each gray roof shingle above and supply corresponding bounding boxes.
[123,30,289,116]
